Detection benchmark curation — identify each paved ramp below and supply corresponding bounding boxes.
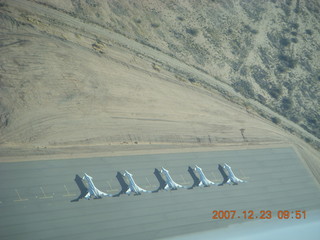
[0,147,319,239]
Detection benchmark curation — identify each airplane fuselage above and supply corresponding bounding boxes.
[127,175,139,193]
[83,175,98,196]
[223,164,245,184]
[82,173,112,199]
[195,166,214,186]
[225,166,237,181]
[161,167,183,190]
[124,170,150,194]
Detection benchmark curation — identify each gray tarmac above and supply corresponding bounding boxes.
[0,147,320,240]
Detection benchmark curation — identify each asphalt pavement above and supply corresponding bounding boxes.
[0,147,319,240]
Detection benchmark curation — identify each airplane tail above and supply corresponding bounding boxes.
[218,164,229,186]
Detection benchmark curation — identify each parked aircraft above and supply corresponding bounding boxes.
[161,167,186,190]
[123,170,152,195]
[194,165,215,187]
[82,173,112,199]
[223,163,247,184]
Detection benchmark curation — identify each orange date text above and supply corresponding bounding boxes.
[211,210,306,220]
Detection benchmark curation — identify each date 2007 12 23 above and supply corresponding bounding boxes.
[212,210,306,220]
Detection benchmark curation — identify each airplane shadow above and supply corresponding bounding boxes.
[71,174,88,202]
[153,168,166,192]
[112,172,129,197]
[187,166,200,189]
[217,164,231,186]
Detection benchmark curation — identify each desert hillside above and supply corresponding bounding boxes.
[0,0,319,159]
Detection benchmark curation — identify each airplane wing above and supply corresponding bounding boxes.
[140,189,152,193]
[98,190,113,197]
[237,178,247,183]
[177,184,188,189]
[209,181,215,185]
[137,186,152,193]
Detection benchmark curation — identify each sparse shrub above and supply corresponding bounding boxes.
[188,77,196,83]
[271,117,281,124]
[291,31,297,36]
[278,54,297,68]
[177,16,184,21]
[284,81,293,91]
[186,28,199,36]
[251,65,268,84]
[232,80,255,99]
[251,29,258,34]
[240,66,248,76]
[291,22,299,29]
[175,75,187,83]
[257,94,266,104]
[134,19,141,24]
[152,63,160,72]
[151,23,160,28]
[291,38,298,43]
[281,97,293,110]
[280,38,290,46]
[268,85,282,100]
[305,29,313,35]
[276,65,286,73]
[290,115,301,123]
[244,25,258,34]
[306,116,317,125]
[304,138,311,143]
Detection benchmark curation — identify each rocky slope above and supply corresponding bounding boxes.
[34,0,320,142]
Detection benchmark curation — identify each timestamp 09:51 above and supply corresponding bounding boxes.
[211,210,306,220]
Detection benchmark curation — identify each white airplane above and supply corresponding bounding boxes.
[82,173,112,199]
[194,165,215,187]
[123,170,152,195]
[161,167,186,190]
[223,163,247,184]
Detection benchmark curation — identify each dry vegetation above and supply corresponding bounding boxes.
[0,0,319,160]
[24,0,319,148]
